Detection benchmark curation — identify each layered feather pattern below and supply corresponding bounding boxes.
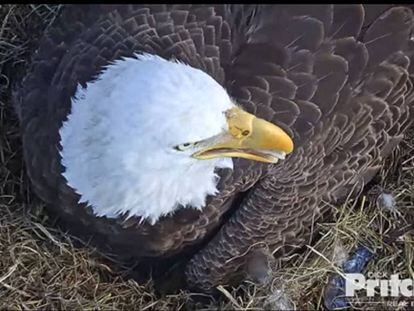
[14,5,414,291]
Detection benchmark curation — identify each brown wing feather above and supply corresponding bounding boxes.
[185,5,414,291]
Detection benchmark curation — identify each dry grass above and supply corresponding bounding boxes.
[0,4,413,310]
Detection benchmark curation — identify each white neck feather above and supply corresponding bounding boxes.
[59,54,234,224]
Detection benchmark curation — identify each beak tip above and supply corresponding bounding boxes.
[282,135,294,154]
[287,141,294,154]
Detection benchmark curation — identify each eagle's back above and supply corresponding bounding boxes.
[185,5,414,290]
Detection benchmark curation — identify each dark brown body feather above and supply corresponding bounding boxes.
[14,5,414,291]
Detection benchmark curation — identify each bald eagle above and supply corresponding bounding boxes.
[14,4,414,291]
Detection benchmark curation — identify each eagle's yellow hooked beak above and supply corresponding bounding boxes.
[192,107,294,163]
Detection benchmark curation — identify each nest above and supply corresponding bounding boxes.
[1,4,413,310]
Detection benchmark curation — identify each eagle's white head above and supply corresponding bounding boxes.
[59,54,293,224]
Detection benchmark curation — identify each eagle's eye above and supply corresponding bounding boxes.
[174,142,195,151]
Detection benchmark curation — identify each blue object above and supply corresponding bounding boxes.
[343,246,374,274]
[324,246,374,310]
